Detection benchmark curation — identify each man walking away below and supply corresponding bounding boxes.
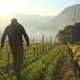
[1,18,30,80]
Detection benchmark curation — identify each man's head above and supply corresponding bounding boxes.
[11,18,17,24]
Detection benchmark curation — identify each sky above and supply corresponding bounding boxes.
[0,0,79,16]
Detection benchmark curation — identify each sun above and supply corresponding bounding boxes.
[0,0,18,16]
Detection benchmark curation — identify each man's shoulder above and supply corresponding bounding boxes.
[5,25,11,30]
[17,23,24,29]
[19,23,23,27]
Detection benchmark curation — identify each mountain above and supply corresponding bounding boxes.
[41,4,80,37]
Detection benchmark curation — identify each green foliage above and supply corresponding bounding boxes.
[72,23,80,43]
[57,23,80,44]
[0,44,66,80]
[56,25,73,44]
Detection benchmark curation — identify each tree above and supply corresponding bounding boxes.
[57,23,80,44]
[73,23,80,43]
[56,25,73,44]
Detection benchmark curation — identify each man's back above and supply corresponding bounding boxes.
[1,19,29,47]
[7,23,24,46]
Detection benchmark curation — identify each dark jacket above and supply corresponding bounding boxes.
[1,22,29,47]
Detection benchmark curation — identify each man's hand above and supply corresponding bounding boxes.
[27,44,30,48]
[24,44,30,50]
[0,44,3,49]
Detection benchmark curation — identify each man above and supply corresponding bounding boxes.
[1,18,30,80]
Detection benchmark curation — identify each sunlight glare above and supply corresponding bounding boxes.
[0,0,18,16]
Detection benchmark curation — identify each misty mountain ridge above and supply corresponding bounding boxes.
[42,4,80,35]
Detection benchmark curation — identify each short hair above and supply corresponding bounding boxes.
[11,18,17,23]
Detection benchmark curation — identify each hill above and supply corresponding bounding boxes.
[41,4,80,37]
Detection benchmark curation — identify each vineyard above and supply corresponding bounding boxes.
[0,43,78,80]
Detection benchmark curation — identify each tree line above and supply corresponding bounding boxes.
[56,23,80,44]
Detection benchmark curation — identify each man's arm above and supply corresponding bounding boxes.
[22,26,30,46]
[1,27,7,47]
